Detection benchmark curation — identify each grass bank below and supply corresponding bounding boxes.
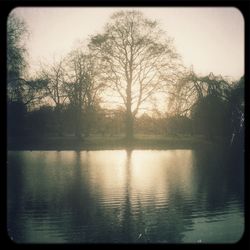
[7,134,215,151]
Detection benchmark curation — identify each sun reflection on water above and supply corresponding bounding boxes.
[81,150,194,209]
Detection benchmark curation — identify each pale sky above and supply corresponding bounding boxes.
[12,7,244,80]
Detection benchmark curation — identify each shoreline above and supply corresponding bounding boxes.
[7,145,208,151]
[7,135,220,151]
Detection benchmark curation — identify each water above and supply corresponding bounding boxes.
[7,149,244,243]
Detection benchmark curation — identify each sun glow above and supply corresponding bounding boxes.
[81,150,194,207]
[14,7,243,80]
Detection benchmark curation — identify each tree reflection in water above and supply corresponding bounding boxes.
[7,148,244,243]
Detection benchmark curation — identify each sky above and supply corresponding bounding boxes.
[12,7,244,81]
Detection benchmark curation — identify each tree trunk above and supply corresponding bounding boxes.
[74,118,80,138]
[125,79,134,140]
[125,111,134,140]
[56,105,63,136]
[84,105,92,138]
[74,105,82,139]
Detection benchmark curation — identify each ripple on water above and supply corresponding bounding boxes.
[7,150,244,243]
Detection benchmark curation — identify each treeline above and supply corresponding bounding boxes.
[8,72,244,142]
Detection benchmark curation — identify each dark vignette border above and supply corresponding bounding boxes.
[1,0,249,249]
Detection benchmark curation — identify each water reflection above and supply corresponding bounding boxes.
[7,149,244,243]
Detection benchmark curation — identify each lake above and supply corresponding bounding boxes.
[7,149,244,243]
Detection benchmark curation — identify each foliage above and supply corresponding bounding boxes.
[226,76,244,149]
[7,12,31,105]
[165,115,193,135]
[191,94,231,139]
[7,101,27,137]
[7,12,28,81]
[190,75,244,142]
[26,106,56,136]
[167,70,231,116]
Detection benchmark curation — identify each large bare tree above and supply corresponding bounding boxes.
[89,10,180,139]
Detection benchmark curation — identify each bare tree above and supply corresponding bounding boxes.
[39,59,68,135]
[89,10,181,139]
[8,78,48,109]
[64,48,104,137]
